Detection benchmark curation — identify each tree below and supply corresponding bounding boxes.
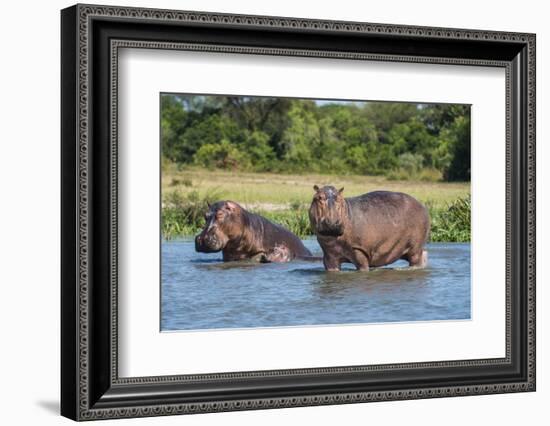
[444,115,471,181]
[160,94,471,181]
[175,114,245,163]
[363,102,418,144]
[193,139,251,170]
[161,95,189,162]
[280,103,320,171]
[239,131,276,171]
[388,117,437,167]
[222,97,293,159]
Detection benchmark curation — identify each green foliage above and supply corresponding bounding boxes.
[259,209,313,238]
[170,177,192,187]
[194,139,251,170]
[429,196,471,242]
[161,189,313,240]
[444,115,471,181]
[162,189,222,239]
[240,131,276,171]
[161,95,470,181]
[417,168,443,182]
[386,154,442,182]
[160,96,188,162]
[388,118,438,166]
[362,102,417,144]
[397,153,425,175]
[162,190,470,243]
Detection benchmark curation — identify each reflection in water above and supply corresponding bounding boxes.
[195,260,261,271]
[161,239,471,331]
[308,267,431,297]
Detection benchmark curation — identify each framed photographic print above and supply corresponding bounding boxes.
[61,3,536,421]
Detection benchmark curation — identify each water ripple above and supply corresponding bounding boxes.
[161,239,471,331]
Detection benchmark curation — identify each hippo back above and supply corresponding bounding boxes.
[251,213,312,257]
[347,191,430,243]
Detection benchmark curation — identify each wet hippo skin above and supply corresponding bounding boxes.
[195,201,312,262]
[309,186,430,271]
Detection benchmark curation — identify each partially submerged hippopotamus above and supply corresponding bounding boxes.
[309,186,430,271]
[195,201,312,262]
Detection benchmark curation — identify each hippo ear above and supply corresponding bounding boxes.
[338,187,344,194]
[225,201,238,212]
[313,185,320,192]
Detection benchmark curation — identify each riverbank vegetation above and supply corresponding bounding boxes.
[161,169,470,242]
[161,95,471,242]
[162,95,470,182]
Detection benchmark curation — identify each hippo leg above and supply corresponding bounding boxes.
[352,249,370,271]
[407,249,428,268]
[421,250,428,267]
[323,254,341,272]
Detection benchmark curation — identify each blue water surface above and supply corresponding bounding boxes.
[161,239,470,331]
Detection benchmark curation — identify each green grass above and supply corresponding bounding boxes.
[162,189,223,238]
[162,166,469,208]
[258,208,313,238]
[428,196,471,242]
[161,167,471,242]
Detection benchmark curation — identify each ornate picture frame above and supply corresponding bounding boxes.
[61,3,535,421]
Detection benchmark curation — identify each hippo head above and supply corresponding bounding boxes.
[195,201,245,253]
[309,185,347,237]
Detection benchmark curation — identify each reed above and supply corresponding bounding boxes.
[162,192,471,242]
[427,195,471,242]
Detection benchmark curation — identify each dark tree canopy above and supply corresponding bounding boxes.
[161,94,470,181]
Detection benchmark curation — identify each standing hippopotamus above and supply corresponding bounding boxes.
[309,186,430,271]
[195,200,312,262]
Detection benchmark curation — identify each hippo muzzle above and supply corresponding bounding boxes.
[195,232,224,253]
[317,219,345,237]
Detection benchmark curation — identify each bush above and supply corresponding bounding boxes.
[397,152,424,175]
[162,189,222,239]
[417,168,443,182]
[193,140,251,170]
[258,208,312,238]
[162,95,471,181]
[386,166,442,182]
[170,177,193,187]
[239,131,276,171]
[385,169,408,181]
[161,191,470,243]
[429,196,471,242]
[385,154,443,182]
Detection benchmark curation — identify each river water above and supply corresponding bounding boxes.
[161,239,470,331]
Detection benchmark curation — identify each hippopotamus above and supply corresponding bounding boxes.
[195,200,312,262]
[308,186,430,271]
